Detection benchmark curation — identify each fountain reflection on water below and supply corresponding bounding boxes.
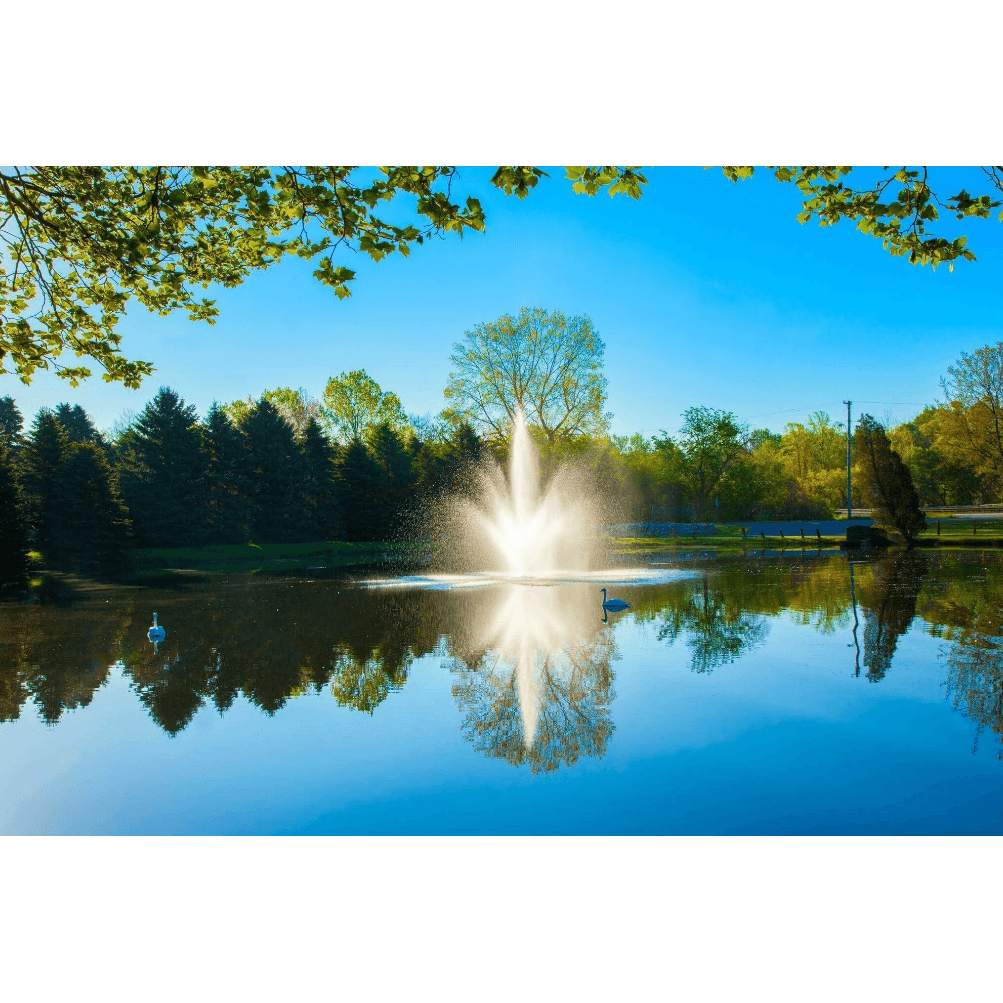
[448,582,618,770]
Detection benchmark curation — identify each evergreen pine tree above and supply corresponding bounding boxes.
[118,388,208,547]
[336,439,382,541]
[243,397,308,542]
[855,414,927,545]
[21,409,69,557]
[0,396,24,451]
[366,421,418,539]
[0,443,30,590]
[416,421,483,496]
[48,443,131,575]
[55,403,100,444]
[301,418,344,540]
[203,403,254,544]
[55,402,116,464]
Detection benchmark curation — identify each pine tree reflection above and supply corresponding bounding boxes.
[0,594,124,724]
[858,551,927,682]
[119,583,455,733]
[447,584,617,773]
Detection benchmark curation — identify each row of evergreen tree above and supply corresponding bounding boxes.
[0,390,483,585]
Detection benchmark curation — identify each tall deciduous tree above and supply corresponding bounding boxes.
[855,414,926,545]
[676,407,748,522]
[445,307,609,443]
[322,370,409,444]
[936,342,1003,497]
[118,388,207,547]
[889,407,984,506]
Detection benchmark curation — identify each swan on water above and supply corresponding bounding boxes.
[601,588,630,612]
[148,612,166,642]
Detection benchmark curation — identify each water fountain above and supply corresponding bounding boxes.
[471,409,600,576]
[370,410,694,757]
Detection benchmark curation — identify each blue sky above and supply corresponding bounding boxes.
[7,166,1003,439]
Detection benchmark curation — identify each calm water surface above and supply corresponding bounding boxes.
[2,550,1002,834]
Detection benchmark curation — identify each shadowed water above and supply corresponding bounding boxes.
[2,549,1002,833]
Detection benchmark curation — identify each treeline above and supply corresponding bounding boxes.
[615,345,1003,521]
[0,388,483,584]
[615,409,995,526]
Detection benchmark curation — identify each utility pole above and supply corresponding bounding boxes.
[844,400,852,518]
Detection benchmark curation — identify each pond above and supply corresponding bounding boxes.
[2,549,1001,834]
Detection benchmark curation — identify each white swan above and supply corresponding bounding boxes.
[148,612,166,643]
[601,588,630,612]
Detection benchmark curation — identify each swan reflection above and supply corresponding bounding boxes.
[447,583,618,772]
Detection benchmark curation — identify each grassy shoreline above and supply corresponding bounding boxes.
[606,518,1003,556]
[125,540,423,577]
[25,518,1003,586]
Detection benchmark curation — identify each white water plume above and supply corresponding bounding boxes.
[467,410,601,575]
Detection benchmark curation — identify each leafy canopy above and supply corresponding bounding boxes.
[6,164,1000,391]
[0,166,644,387]
[322,369,410,444]
[721,166,1003,270]
[445,306,609,442]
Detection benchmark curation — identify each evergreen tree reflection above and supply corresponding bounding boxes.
[0,592,123,724]
[858,551,927,682]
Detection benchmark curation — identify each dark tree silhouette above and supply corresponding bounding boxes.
[365,420,418,540]
[0,396,24,451]
[0,443,30,590]
[301,417,344,541]
[855,414,927,545]
[118,387,208,547]
[54,403,102,445]
[336,439,383,542]
[21,409,69,556]
[415,421,483,497]
[48,442,132,574]
[203,403,254,544]
[859,551,927,682]
[243,397,308,542]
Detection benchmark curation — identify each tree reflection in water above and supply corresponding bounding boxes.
[0,582,128,725]
[921,552,1003,755]
[447,584,617,773]
[4,552,1003,760]
[857,550,927,682]
[648,576,768,674]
